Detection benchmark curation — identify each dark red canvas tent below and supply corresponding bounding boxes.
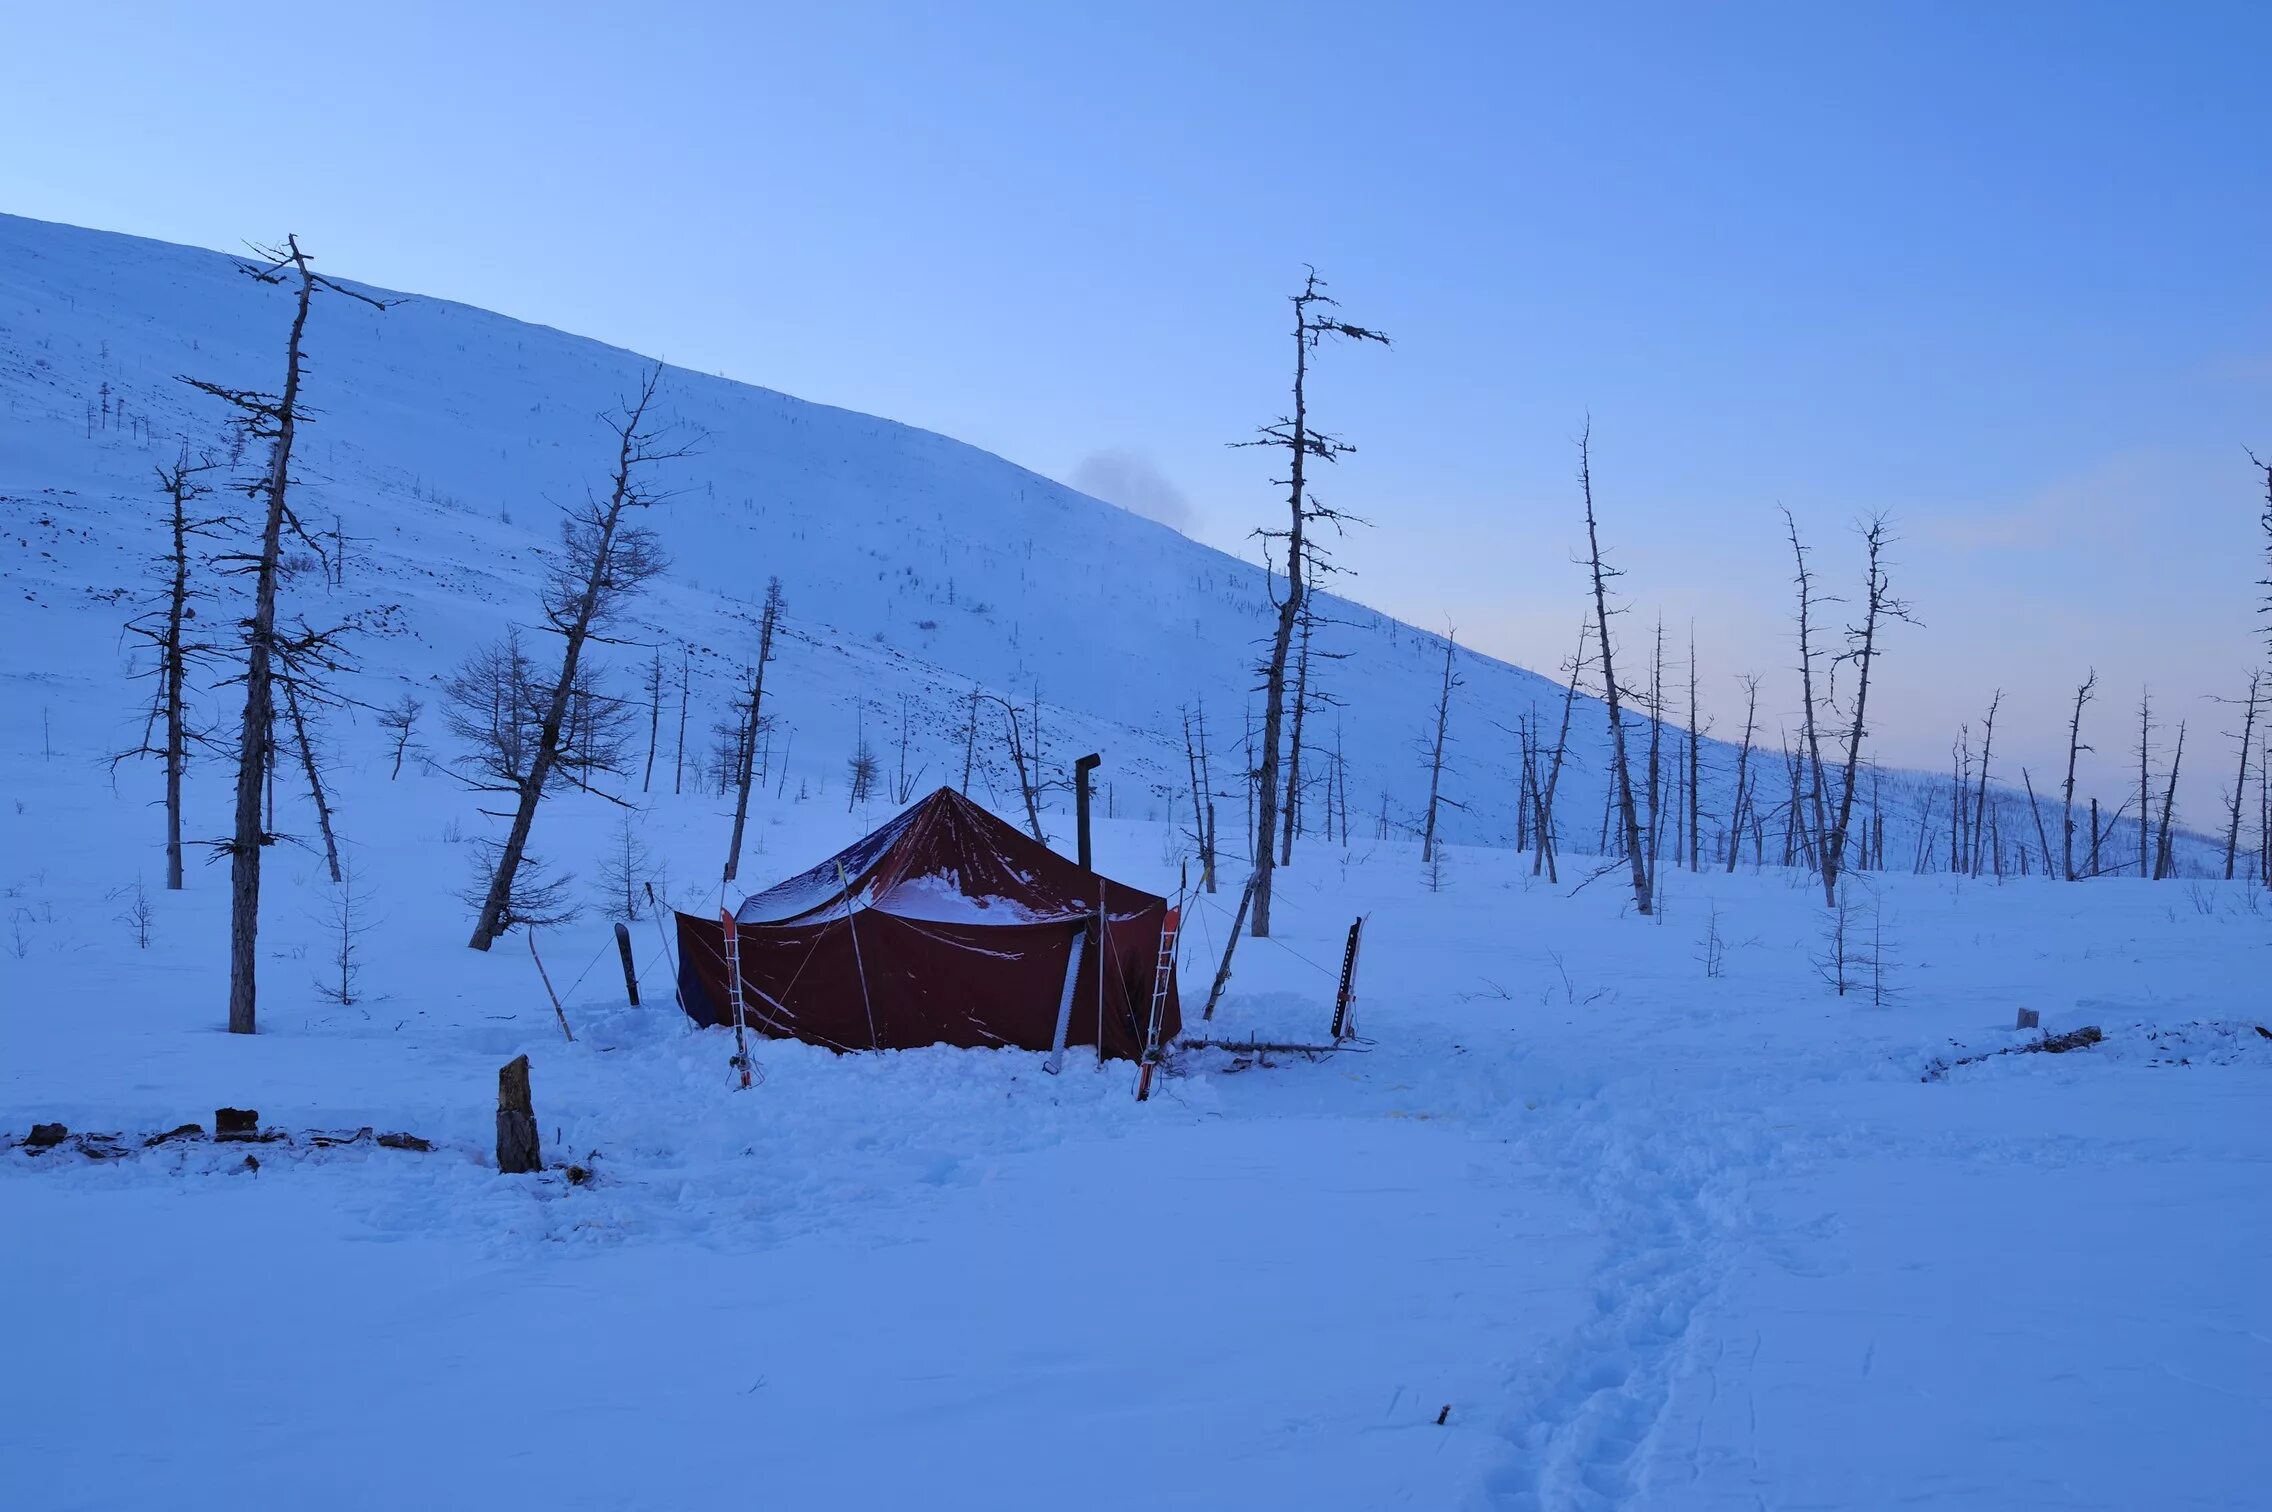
[676,788,1180,1060]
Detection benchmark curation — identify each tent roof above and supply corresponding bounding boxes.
[733,787,1161,929]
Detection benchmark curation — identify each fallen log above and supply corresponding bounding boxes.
[1923,1025,2103,1082]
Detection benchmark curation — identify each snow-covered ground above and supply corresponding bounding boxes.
[6,765,2268,1508]
[4,215,2269,1510]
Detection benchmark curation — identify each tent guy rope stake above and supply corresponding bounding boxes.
[720,908,753,1089]
[527,931,576,1043]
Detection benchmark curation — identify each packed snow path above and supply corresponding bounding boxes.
[6,808,2267,1510]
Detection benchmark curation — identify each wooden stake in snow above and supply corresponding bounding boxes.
[496,1056,540,1175]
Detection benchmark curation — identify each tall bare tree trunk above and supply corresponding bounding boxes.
[2136,689,2153,879]
[1281,605,1313,866]
[1784,510,1832,890]
[1239,270,1386,937]
[2062,671,2097,881]
[281,675,341,883]
[642,646,662,793]
[2154,721,2186,880]
[1644,618,1665,868]
[1686,627,1701,873]
[207,242,320,1034]
[2225,671,2261,879]
[723,579,783,883]
[139,457,221,891]
[1420,631,1458,865]
[1820,517,1908,907]
[1578,424,1650,915]
[1970,691,2000,879]
[1725,674,1760,875]
[470,367,676,951]
[1531,618,1585,883]
[674,646,689,796]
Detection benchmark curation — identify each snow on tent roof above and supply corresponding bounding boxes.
[731,787,1155,927]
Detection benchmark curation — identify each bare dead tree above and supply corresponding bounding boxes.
[889,693,927,804]
[1724,673,1761,874]
[2061,670,2097,881]
[1578,422,1651,914]
[1419,629,1461,867]
[2254,447,2271,662]
[279,673,341,883]
[2223,670,2262,879]
[641,646,664,793]
[2022,766,2056,875]
[1686,627,1703,873]
[377,694,422,779]
[1531,618,1588,883]
[2135,688,2155,879]
[1820,516,1912,906]
[976,690,1047,840]
[723,576,784,882]
[673,645,690,796]
[179,235,394,1033]
[1184,700,1219,891]
[1234,267,1388,937]
[117,453,229,890]
[1643,618,1666,867]
[1970,690,2001,879]
[1279,598,1351,865]
[1783,508,1835,891]
[1282,602,1314,863]
[468,365,686,951]
[2153,720,2187,880]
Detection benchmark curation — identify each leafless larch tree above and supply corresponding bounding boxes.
[466,364,688,952]
[1235,267,1389,937]
[116,453,229,890]
[179,236,394,1033]
[723,576,784,882]
[1576,423,1652,915]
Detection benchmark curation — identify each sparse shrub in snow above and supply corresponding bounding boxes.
[594,816,662,921]
[311,850,376,1006]
[1697,901,1726,979]
[114,879,153,950]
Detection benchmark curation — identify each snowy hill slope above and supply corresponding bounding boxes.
[4,212,2214,879]
[0,210,1586,848]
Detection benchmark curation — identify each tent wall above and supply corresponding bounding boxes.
[676,905,1178,1060]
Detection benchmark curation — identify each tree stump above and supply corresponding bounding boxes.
[496,1056,540,1174]
[215,1107,259,1139]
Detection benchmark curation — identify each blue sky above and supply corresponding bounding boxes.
[5,1,2267,808]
